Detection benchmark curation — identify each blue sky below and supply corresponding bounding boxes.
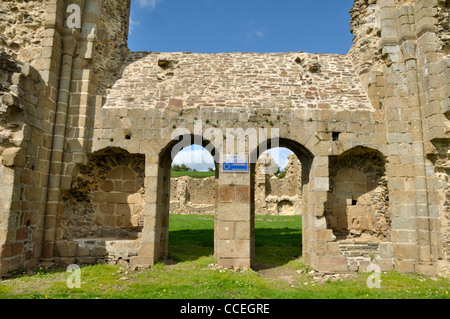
[129,0,355,54]
[172,145,293,172]
[130,0,355,171]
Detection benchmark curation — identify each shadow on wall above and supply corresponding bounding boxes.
[60,148,145,240]
[325,147,390,241]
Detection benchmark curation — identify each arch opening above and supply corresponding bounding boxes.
[251,139,314,269]
[55,147,146,267]
[60,147,146,241]
[157,135,219,263]
[325,147,390,242]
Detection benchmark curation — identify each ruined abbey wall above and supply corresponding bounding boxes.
[0,0,448,276]
[169,152,303,216]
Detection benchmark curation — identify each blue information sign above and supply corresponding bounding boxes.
[222,155,249,172]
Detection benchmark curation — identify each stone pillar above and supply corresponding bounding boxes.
[132,155,161,269]
[42,29,80,262]
[216,163,254,269]
[378,1,439,274]
[254,152,276,214]
[302,155,343,272]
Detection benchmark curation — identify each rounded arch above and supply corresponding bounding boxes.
[251,137,314,184]
[60,147,145,240]
[332,143,389,159]
[326,145,390,240]
[155,134,219,261]
[159,134,220,169]
[329,146,386,183]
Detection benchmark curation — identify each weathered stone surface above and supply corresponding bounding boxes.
[0,0,448,278]
[1,147,26,167]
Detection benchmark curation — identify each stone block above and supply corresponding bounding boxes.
[218,221,234,240]
[327,242,342,257]
[234,221,250,240]
[375,258,394,272]
[395,260,415,273]
[55,241,78,257]
[130,256,154,269]
[1,148,27,168]
[15,227,29,241]
[316,256,348,272]
[395,243,420,260]
[218,239,250,258]
[218,203,251,221]
[379,243,394,259]
[218,185,234,203]
[139,242,156,256]
[77,245,90,257]
[12,242,23,256]
[235,186,250,203]
[358,260,371,272]
[0,244,13,258]
[232,258,251,269]
[315,229,335,241]
[415,263,438,276]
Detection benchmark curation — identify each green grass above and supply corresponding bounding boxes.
[171,170,215,178]
[0,214,449,299]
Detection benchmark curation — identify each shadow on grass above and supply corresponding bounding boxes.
[167,228,302,269]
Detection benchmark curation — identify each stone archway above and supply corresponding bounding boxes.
[248,138,315,267]
[139,134,219,264]
[326,146,389,241]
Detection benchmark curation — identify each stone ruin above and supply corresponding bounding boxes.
[0,0,449,277]
[170,152,303,216]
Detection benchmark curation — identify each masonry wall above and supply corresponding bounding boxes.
[169,153,303,216]
[0,0,448,276]
[170,176,216,215]
[0,0,63,275]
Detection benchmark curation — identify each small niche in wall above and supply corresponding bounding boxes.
[332,132,341,141]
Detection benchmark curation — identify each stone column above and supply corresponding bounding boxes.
[378,1,437,274]
[132,155,161,269]
[216,164,254,269]
[42,29,80,261]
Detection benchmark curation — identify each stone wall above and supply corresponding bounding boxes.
[349,0,383,75]
[0,1,47,65]
[427,139,450,276]
[326,147,390,241]
[104,51,371,111]
[255,153,302,215]
[0,0,448,276]
[436,0,449,54]
[0,51,50,275]
[169,153,303,216]
[60,148,145,240]
[170,176,216,214]
[92,0,131,95]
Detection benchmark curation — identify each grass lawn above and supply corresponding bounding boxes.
[0,215,449,300]
[171,171,215,178]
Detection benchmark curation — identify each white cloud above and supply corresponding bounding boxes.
[246,20,265,40]
[136,0,163,11]
[173,145,215,171]
[129,13,140,35]
[253,29,265,38]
